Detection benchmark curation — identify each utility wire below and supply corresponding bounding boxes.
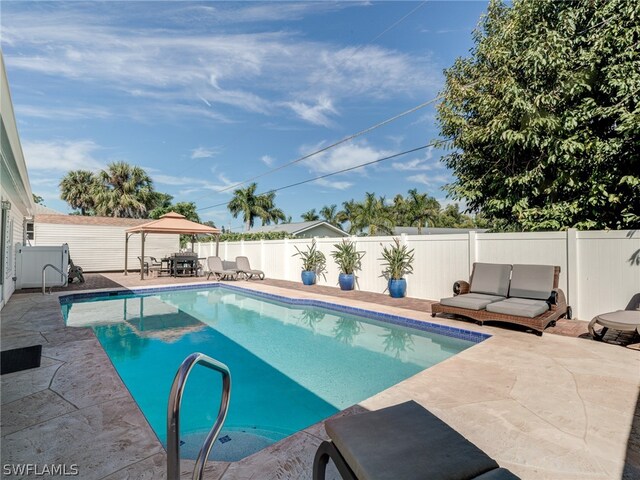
[192,95,443,203]
[198,144,433,212]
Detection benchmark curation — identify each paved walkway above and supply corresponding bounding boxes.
[3,276,639,479]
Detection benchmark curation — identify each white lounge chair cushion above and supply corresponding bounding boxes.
[440,293,505,311]
[509,264,554,300]
[469,263,512,297]
[486,298,549,318]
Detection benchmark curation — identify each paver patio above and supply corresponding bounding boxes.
[2,274,639,479]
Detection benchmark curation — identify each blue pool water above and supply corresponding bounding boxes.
[61,285,482,461]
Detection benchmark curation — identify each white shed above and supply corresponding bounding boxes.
[33,214,179,272]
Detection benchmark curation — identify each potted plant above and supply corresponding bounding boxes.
[380,238,415,298]
[293,241,326,285]
[330,239,365,291]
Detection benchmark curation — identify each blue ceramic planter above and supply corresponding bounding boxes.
[388,278,407,298]
[338,273,355,291]
[301,271,316,285]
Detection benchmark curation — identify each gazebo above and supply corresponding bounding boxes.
[124,212,221,280]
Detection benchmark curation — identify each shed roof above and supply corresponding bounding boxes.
[126,212,220,235]
[35,214,149,227]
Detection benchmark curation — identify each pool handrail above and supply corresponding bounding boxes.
[167,352,232,480]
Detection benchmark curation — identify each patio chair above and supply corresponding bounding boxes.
[137,256,161,276]
[206,256,238,281]
[235,256,265,280]
[588,293,640,341]
[313,400,519,480]
[68,258,84,284]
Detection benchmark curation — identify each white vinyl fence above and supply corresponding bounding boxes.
[195,229,640,322]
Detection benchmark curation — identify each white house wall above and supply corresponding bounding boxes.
[34,223,179,272]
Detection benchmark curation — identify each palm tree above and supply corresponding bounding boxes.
[228,183,286,230]
[340,199,358,234]
[319,204,343,228]
[405,189,440,234]
[93,162,156,218]
[259,191,286,226]
[301,209,320,222]
[351,192,394,235]
[60,170,97,215]
[390,194,408,226]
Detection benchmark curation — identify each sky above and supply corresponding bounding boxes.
[1,1,489,231]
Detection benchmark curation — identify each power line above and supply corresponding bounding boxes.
[198,144,433,212]
[190,95,443,204]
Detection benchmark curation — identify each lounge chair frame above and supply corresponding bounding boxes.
[313,441,357,480]
[431,266,569,335]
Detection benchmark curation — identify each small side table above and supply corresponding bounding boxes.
[588,310,640,340]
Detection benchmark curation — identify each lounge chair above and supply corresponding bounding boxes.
[235,256,265,280]
[206,256,238,281]
[588,293,640,341]
[313,400,519,480]
[431,263,570,335]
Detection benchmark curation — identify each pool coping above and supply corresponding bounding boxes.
[59,282,491,345]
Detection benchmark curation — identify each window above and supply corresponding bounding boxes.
[26,221,34,242]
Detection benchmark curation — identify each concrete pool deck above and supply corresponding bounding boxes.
[1,278,638,479]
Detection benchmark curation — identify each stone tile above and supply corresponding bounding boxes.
[220,431,322,480]
[0,330,47,351]
[50,351,128,409]
[1,397,163,480]
[303,404,369,441]
[0,360,63,405]
[100,452,167,480]
[41,326,95,346]
[1,389,76,436]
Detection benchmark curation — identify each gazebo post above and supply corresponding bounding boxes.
[215,233,220,257]
[191,234,195,252]
[124,233,132,275]
[140,231,146,280]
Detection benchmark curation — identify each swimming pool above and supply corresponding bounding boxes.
[61,284,486,461]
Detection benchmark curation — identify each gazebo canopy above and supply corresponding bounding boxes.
[126,212,220,235]
[124,212,221,279]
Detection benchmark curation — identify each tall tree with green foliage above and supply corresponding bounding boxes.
[405,189,440,234]
[301,209,320,222]
[93,162,156,218]
[259,191,286,226]
[59,170,97,215]
[437,0,640,230]
[319,204,343,228]
[149,201,200,222]
[351,192,394,235]
[228,182,286,230]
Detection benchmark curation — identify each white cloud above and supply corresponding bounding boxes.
[286,96,338,127]
[22,139,104,172]
[1,5,441,124]
[313,178,353,190]
[261,155,275,166]
[16,104,112,120]
[302,140,393,175]
[391,148,436,171]
[407,173,451,186]
[191,147,219,159]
